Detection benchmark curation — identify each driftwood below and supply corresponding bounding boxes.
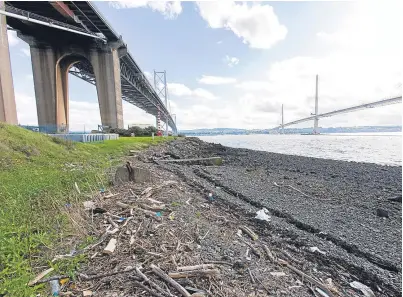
[27,268,54,286]
[239,226,259,241]
[239,237,261,258]
[133,280,165,297]
[262,244,276,263]
[177,264,215,272]
[168,269,220,279]
[136,267,174,297]
[157,157,222,166]
[116,201,161,220]
[278,259,335,297]
[79,266,136,281]
[150,264,191,297]
[141,203,166,211]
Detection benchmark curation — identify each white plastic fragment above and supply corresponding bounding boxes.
[350,281,375,297]
[309,246,326,255]
[270,271,286,277]
[104,238,117,254]
[83,201,95,210]
[255,208,271,221]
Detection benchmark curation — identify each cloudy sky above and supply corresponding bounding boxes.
[7,0,402,131]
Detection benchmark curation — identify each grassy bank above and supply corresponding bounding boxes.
[0,123,172,296]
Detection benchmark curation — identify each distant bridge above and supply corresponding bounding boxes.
[273,96,402,131]
[273,75,402,133]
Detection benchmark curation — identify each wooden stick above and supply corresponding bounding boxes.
[79,266,136,281]
[177,264,215,272]
[29,274,69,286]
[108,216,119,229]
[168,269,219,279]
[239,226,259,241]
[150,264,191,297]
[136,267,174,297]
[133,281,165,297]
[262,244,276,263]
[27,267,54,286]
[141,203,166,211]
[278,259,335,297]
[239,238,261,258]
[286,185,313,199]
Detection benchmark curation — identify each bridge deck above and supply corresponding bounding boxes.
[4,1,176,131]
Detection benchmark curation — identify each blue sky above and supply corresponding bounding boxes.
[7,1,402,131]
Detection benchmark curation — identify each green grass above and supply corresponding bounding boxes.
[0,123,173,296]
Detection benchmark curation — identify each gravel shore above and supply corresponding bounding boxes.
[151,137,402,295]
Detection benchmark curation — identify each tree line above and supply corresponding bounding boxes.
[108,126,158,137]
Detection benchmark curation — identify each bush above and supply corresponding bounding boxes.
[109,126,158,137]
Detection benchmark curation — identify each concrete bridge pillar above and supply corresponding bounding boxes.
[0,1,18,124]
[26,36,124,132]
[90,48,123,129]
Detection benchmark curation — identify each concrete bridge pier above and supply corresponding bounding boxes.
[0,1,17,124]
[24,34,124,132]
[90,48,123,130]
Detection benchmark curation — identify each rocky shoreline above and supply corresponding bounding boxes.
[60,137,401,297]
[150,137,402,295]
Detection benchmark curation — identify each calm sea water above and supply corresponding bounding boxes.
[199,132,402,166]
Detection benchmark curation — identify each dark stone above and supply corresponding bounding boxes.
[376,208,389,218]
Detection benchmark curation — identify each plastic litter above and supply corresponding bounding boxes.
[255,208,271,221]
[315,287,330,297]
[100,188,105,194]
[83,201,95,210]
[309,246,326,255]
[208,193,215,202]
[50,279,60,296]
[350,281,375,297]
[156,212,162,217]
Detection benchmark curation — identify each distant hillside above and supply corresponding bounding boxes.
[180,126,402,136]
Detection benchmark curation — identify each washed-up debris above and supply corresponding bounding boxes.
[255,208,270,221]
[315,287,330,297]
[270,271,286,277]
[82,290,93,296]
[28,267,54,286]
[309,246,326,255]
[83,201,95,210]
[50,279,60,296]
[350,281,375,297]
[239,225,259,240]
[103,238,117,254]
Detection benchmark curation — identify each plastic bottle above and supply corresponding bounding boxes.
[50,280,60,296]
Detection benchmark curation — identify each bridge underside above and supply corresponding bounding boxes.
[0,1,177,133]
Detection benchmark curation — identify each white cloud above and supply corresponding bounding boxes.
[198,75,237,85]
[196,1,287,49]
[168,83,217,100]
[217,40,223,44]
[110,1,182,19]
[21,48,30,57]
[224,55,239,67]
[236,81,270,92]
[7,30,19,47]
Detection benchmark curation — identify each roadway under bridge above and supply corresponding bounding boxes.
[0,1,177,133]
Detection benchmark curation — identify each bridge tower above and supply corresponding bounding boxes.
[154,70,169,136]
[0,1,17,124]
[313,74,319,134]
